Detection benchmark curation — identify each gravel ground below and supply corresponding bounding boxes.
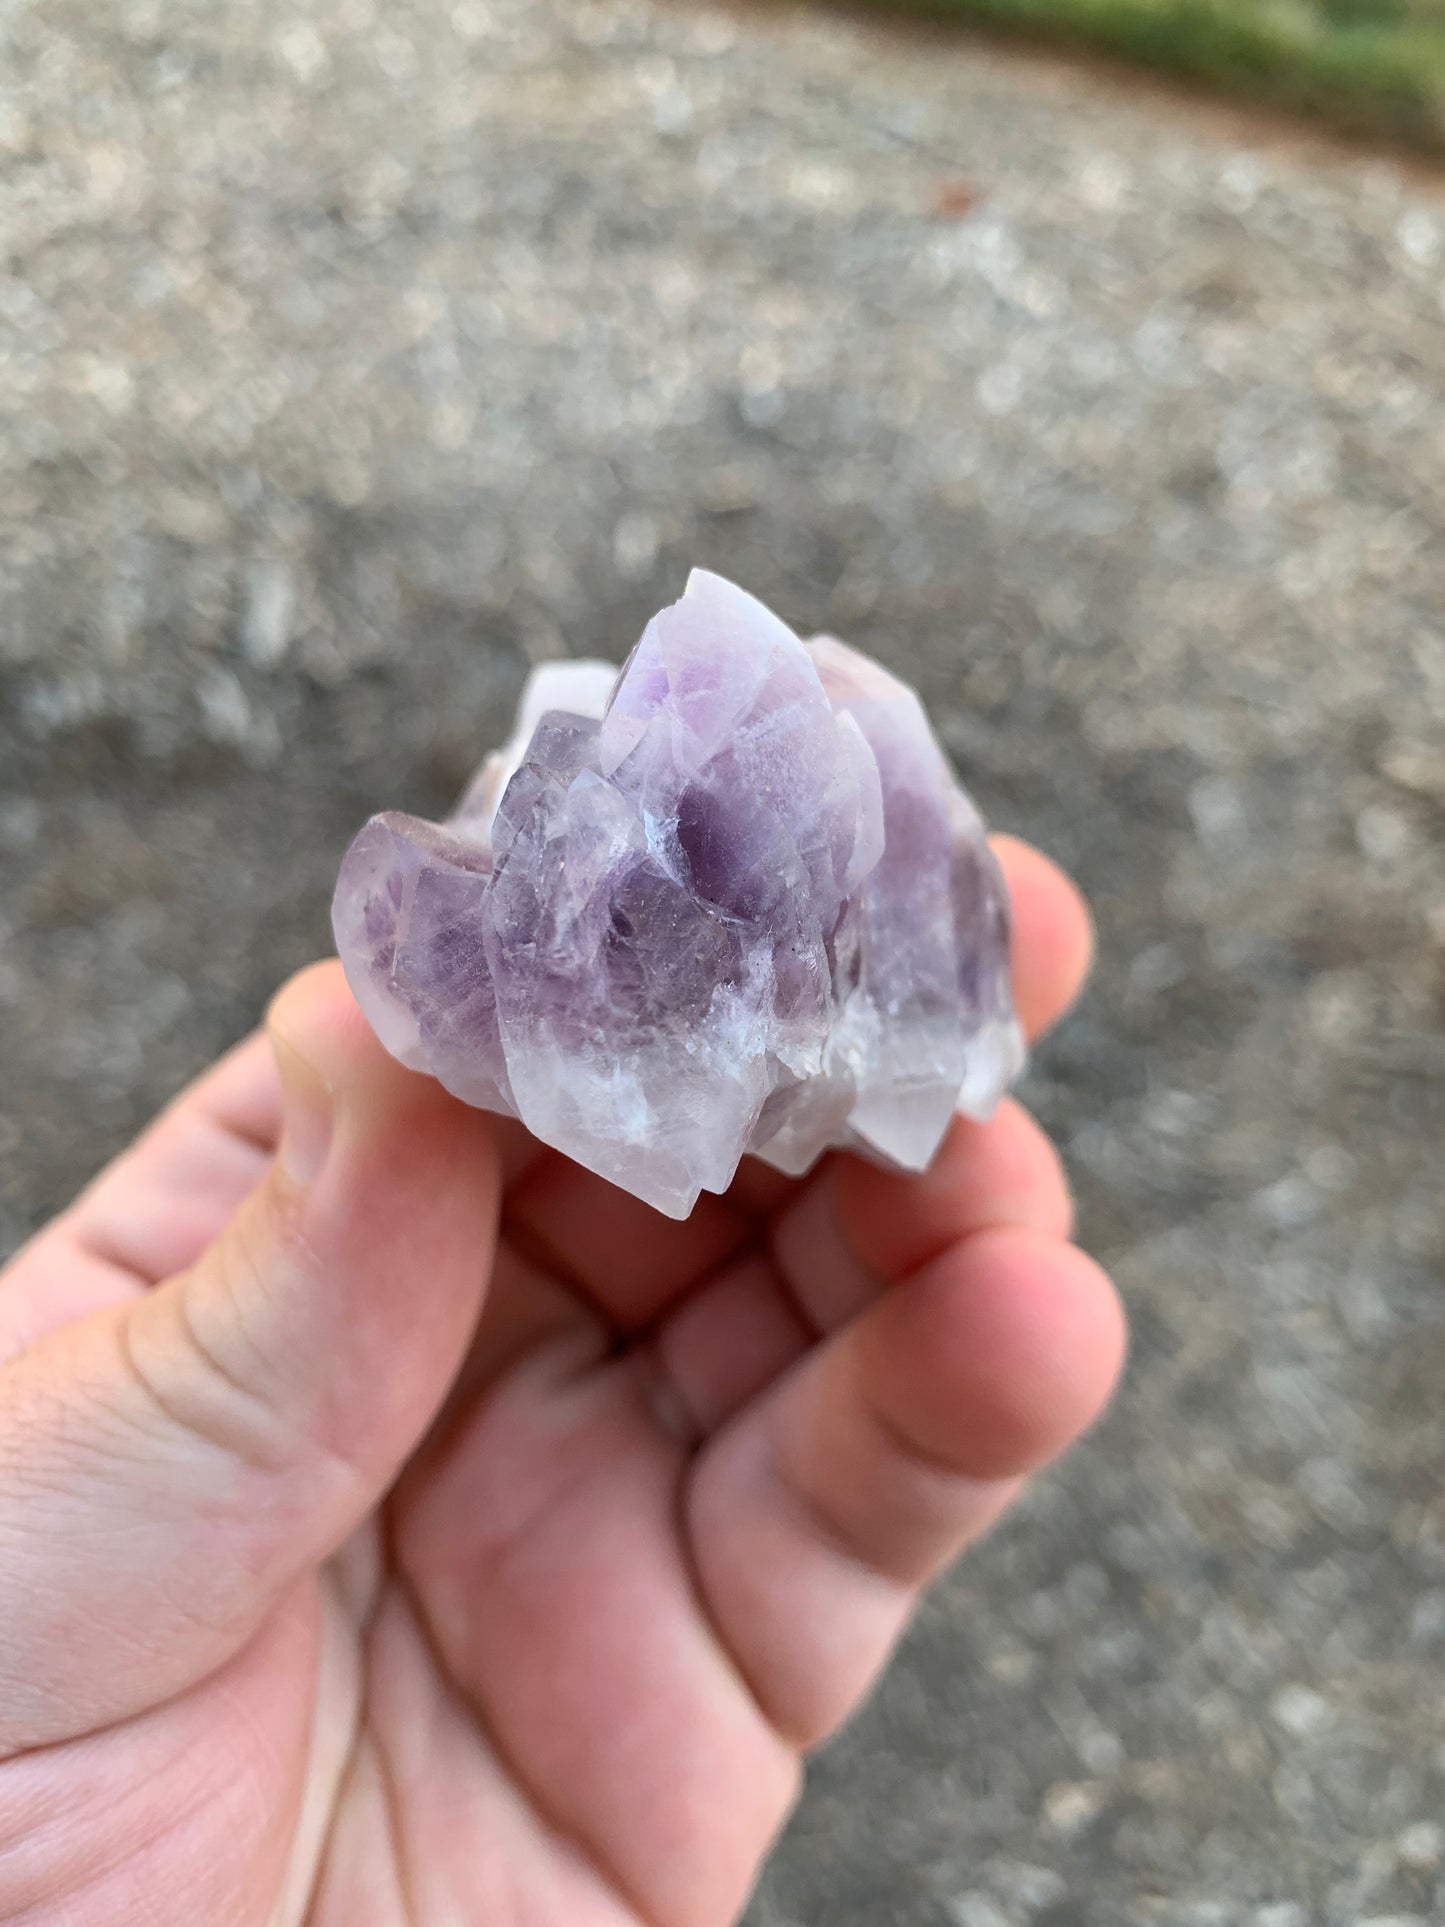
[3,2,1444,1922]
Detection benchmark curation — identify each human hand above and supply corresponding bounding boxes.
[0,837,1124,1927]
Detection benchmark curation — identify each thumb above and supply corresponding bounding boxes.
[0,961,500,1757]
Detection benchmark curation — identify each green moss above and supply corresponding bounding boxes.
[868,0,1445,147]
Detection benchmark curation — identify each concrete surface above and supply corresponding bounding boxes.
[1,1,1443,1921]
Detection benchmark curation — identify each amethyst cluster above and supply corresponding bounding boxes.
[333,571,1023,1217]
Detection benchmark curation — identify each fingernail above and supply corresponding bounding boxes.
[270,1030,335,1187]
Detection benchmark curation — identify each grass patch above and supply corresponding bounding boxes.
[868,0,1445,148]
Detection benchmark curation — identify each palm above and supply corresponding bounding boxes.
[0,841,1123,1927]
[313,1172,817,1927]
[316,1185,800,1927]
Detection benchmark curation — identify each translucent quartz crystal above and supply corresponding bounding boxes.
[333,570,1024,1216]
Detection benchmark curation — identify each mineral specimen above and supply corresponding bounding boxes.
[332,570,1024,1217]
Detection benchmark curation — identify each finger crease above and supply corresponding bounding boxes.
[195,1104,279,1159]
[116,1302,291,1477]
[864,1395,975,1487]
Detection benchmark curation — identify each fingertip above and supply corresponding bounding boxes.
[266,957,502,1220]
[991,835,1095,1041]
[836,1098,1074,1280]
[268,960,452,1134]
[863,1226,1127,1482]
[265,959,369,1077]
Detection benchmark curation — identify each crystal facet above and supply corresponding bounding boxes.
[332,570,1024,1216]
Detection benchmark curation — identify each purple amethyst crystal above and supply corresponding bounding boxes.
[332,570,1024,1216]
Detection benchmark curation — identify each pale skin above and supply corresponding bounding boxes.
[0,836,1125,1927]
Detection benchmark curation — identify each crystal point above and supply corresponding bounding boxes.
[333,571,1024,1217]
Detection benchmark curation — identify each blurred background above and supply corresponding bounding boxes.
[2,1,1444,1922]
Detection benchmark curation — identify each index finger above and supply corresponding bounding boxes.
[992,833,1095,1043]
